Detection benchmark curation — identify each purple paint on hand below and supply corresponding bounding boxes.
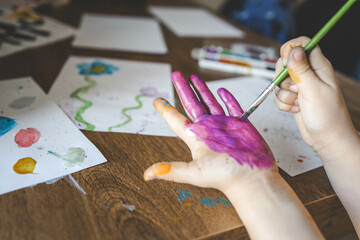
[171,71,207,121]
[171,71,274,169]
[189,75,225,116]
[189,115,273,169]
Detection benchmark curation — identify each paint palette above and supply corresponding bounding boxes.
[0,77,107,195]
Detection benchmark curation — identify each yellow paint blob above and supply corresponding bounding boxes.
[151,163,171,175]
[91,65,106,73]
[184,202,192,206]
[13,157,37,174]
[288,68,302,84]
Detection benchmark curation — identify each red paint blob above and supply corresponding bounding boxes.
[14,128,41,148]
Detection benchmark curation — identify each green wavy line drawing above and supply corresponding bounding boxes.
[70,76,96,131]
[108,94,145,132]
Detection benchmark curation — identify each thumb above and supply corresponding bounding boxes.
[144,162,196,184]
[287,47,323,98]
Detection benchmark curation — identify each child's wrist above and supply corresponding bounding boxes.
[222,169,281,202]
[317,127,360,163]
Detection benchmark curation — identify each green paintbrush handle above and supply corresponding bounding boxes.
[273,0,357,86]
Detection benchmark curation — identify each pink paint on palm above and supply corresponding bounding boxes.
[171,71,274,169]
[14,128,41,148]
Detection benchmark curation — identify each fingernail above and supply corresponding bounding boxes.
[289,84,298,92]
[294,98,299,106]
[292,48,305,62]
[282,57,287,67]
[144,171,154,181]
[291,106,300,113]
[145,163,171,181]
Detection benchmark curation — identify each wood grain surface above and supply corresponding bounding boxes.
[0,0,359,239]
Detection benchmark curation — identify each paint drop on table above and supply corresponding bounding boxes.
[121,203,135,211]
[0,116,17,137]
[14,128,41,147]
[8,96,36,109]
[13,157,37,174]
[297,159,303,163]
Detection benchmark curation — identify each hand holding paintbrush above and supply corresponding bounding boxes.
[239,0,358,121]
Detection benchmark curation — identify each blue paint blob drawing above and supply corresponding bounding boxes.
[0,116,17,137]
[77,60,119,76]
[177,189,191,201]
[8,96,36,109]
[198,198,231,207]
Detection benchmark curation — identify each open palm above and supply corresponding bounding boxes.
[144,71,276,192]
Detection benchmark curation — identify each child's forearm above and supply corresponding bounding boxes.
[224,173,324,240]
[317,129,360,234]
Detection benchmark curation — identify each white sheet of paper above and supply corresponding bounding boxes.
[0,77,107,195]
[0,8,76,58]
[48,56,175,136]
[206,77,322,176]
[148,6,245,38]
[72,14,168,54]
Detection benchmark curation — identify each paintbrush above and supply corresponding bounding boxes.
[239,0,358,121]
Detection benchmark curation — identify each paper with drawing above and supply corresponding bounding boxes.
[0,4,76,58]
[49,56,175,136]
[0,77,107,195]
[206,77,322,176]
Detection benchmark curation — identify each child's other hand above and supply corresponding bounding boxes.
[144,71,277,193]
[274,36,356,153]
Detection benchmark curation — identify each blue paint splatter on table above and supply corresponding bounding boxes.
[198,198,231,207]
[177,189,191,201]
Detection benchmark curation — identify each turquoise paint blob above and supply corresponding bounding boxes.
[198,198,231,207]
[177,189,191,201]
[8,96,36,109]
[0,116,17,137]
[47,147,85,167]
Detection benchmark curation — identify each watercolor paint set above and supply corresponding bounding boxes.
[191,44,277,79]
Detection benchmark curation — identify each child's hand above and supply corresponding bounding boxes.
[144,71,277,193]
[274,36,356,153]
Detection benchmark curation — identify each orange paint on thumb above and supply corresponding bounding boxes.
[288,68,302,84]
[144,163,171,180]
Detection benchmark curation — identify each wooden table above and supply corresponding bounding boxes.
[1,0,359,239]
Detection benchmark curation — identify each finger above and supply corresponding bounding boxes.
[280,36,312,65]
[144,162,199,184]
[275,57,293,90]
[274,94,293,112]
[275,88,298,105]
[280,36,335,85]
[217,88,244,117]
[189,75,225,116]
[287,47,326,99]
[171,71,207,122]
[153,98,194,145]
